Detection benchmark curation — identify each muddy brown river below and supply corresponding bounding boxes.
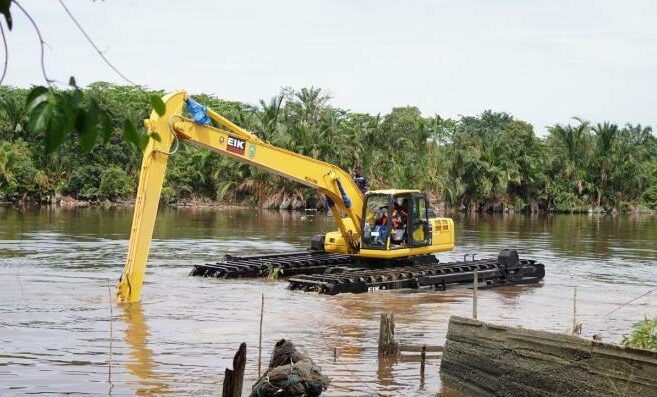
[1,207,655,396]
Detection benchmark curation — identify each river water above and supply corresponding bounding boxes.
[0,207,655,396]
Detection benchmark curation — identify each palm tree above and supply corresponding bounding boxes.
[295,87,330,123]
[610,124,657,202]
[592,122,619,207]
[0,95,28,138]
[547,118,591,196]
[255,95,284,141]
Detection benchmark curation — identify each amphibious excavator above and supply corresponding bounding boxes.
[116,91,544,303]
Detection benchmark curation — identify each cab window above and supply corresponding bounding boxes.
[410,196,431,246]
[390,195,410,249]
[362,194,390,249]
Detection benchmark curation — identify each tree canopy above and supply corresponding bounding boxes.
[1,83,656,212]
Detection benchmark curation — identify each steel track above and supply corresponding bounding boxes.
[189,251,353,278]
[288,258,544,294]
[189,250,545,295]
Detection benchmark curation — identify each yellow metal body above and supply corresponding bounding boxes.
[324,199,455,258]
[116,91,454,303]
[116,92,185,304]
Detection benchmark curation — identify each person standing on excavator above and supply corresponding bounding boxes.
[352,164,368,193]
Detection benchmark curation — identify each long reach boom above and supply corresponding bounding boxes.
[117,91,365,303]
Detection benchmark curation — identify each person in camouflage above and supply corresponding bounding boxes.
[250,339,330,397]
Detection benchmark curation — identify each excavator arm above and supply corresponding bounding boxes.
[116,91,364,303]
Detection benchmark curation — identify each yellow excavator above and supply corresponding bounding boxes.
[116,91,544,303]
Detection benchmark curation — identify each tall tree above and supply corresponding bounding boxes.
[592,122,619,207]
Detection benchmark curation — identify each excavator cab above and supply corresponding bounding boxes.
[362,190,431,249]
[357,190,454,259]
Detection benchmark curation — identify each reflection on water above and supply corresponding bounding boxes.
[376,356,395,389]
[122,303,171,396]
[0,207,656,396]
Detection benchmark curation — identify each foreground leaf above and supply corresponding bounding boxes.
[123,119,148,150]
[100,110,113,142]
[25,86,49,113]
[0,0,12,30]
[150,95,165,116]
[28,97,72,153]
[77,107,99,153]
[150,132,161,142]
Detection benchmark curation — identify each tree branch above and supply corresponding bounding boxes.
[0,21,7,86]
[12,0,52,86]
[58,0,136,86]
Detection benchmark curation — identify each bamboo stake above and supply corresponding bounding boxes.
[107,280,113,391]
[572,287,577,334]
[473,270,478,320]
[420,344,426,374]
[258,293,264,376]
[420,344,426,389]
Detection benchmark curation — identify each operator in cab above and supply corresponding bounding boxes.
[391,197,409,246]
[352,164,368,194]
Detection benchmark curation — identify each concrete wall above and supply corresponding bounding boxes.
[441,316,657,397]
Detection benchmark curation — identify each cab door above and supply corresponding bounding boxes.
[410,194,431,247]
[361,193,392,250]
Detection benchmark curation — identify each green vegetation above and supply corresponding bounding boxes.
[622,317,657,351]
[1,83,656,211]
[265,267,284,280]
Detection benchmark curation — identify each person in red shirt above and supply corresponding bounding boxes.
[391,198,409,245]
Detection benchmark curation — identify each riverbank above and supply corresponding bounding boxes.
[2,195,655,215]
[2,195,252,210]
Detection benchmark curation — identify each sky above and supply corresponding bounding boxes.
[3,0,657,134]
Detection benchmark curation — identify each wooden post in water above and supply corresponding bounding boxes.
[222,343,246,397]
[420,344,426,389]
[472,270,478,320]
[572,287,576,333]
[106,280,113,389]
[378,313,398,356]
[334,347,337,363]
[572,287,580,335]
[420,344,426,374]
[258,293,264,376]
